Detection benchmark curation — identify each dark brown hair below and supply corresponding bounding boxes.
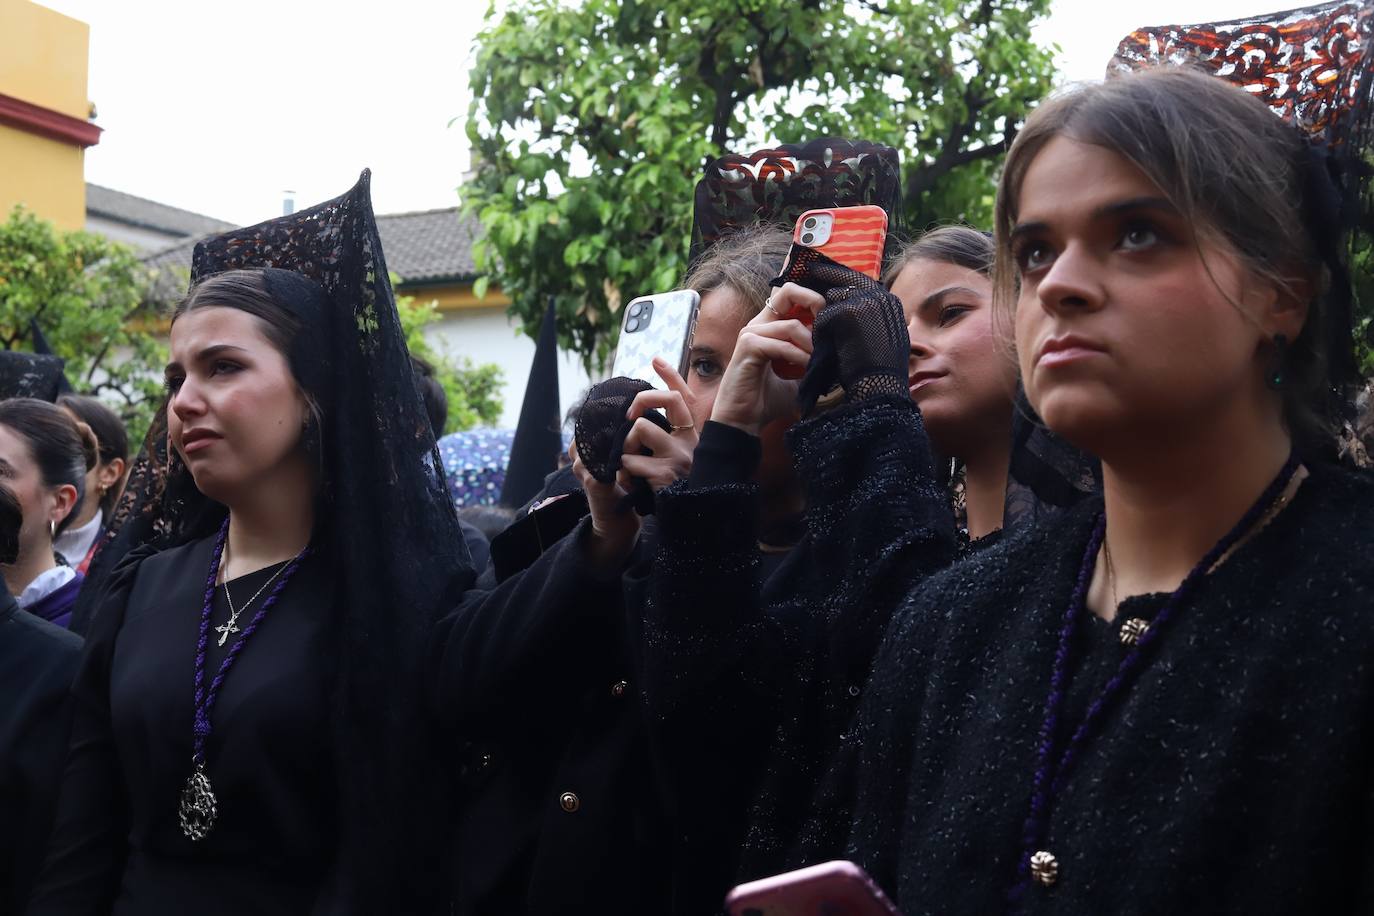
[993,67,1334,447]
[0,397,96,537]
[411,355,447,436]
[174,269,303,356]
[684,225,794,325]
[58,393,129,517]
[882,225,994,286]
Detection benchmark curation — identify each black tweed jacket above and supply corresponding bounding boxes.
[847,462,1374,914]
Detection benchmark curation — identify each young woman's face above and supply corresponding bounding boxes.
[683,286,748,427]
[891,259,1015,458]
[166,306,310,503]
[1011,136,1279,455]
[0,424,71,562]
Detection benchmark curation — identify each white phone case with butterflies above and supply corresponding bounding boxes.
[610,289,701,390]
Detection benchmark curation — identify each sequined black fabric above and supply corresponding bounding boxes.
[844,463,1374,914]
[641,395,956,914]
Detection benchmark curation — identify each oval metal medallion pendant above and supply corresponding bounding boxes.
[179,763,218,841]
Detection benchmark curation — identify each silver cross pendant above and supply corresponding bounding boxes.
[214,620,239,647]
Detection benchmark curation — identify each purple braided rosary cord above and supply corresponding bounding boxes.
[1009,453,1300,906]
[192,518,311,767]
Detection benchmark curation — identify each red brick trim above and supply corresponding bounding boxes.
[0,91,101,148]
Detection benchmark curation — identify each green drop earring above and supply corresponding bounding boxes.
[1266,333,1289,390]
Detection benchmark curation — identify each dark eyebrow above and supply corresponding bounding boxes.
[688,345,718,356]
[165,343,249,375]
[1008,220,1047,246]
[1091,195,1178,221]
[918,286,985,316]
[1010,196,1179,244]
[196,344,250,361]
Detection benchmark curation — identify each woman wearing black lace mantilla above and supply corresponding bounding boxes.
[29,173,476,915]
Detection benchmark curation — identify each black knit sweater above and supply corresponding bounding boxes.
[643,394,956,913]
[846,462,1374,914]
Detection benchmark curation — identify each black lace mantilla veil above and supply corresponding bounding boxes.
[1112,0,1374,465]
[70,171,474,912]
[0,351,68,401]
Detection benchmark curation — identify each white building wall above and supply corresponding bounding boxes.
[422,305,595,430]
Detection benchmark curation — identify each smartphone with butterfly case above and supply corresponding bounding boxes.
[725,860,901,916]
[610,289,702,390]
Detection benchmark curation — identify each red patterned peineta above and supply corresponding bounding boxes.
[1110,1,1373,146]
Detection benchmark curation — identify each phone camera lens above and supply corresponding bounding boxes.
[801,233,815,245]
[625,318,640,332]
[628,303,642,317]
[803,217,818,229]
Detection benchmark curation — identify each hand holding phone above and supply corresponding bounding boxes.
[708,287,820,436]
[725,861,901,916]
[771,205,888,380]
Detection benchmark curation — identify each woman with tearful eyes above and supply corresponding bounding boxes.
[33,176,473,916]
[839,68,1374,914]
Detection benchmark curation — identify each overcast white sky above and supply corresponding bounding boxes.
[40,0,1267,226]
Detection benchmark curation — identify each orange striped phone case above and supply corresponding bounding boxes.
[770,205,890,380]
[792,205,888,280]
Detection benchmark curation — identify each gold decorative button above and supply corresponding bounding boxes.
[611,680,629,698]
[559,792,580,813]
[1119,617,1149,647]
[1030,850,1059,886]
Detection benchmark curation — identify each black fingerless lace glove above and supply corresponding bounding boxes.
[574,376,672,515]
[772,245,909,413]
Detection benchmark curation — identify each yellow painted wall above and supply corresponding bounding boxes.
[0,124,85,228]
[0,0,91,119]
[0,0,92,230]
[404,282,512,313]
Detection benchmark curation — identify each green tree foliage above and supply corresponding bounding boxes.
[464,0,1056,365]
[0,208,504,446]
[1353,244,1374,377]
[0,206,165,440]
[395,288,506,433]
